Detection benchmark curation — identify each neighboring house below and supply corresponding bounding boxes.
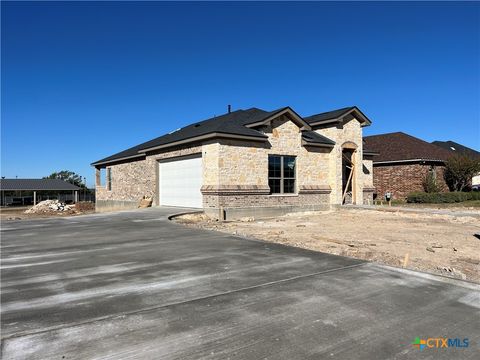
[0,178,81,206]
[432,140,480,187]
[92,106,375,219]
[363,132,454,200]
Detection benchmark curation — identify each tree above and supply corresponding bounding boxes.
[44,170,86,188]
[443,155,480,192]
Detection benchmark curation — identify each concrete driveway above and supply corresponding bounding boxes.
[1,208,478,359]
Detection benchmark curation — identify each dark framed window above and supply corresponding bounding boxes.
[106,168,112,191]
[268,155,296,194]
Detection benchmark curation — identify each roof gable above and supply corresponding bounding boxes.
[364,132,454,163]
[305,106,372,127]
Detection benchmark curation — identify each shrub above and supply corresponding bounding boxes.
[422,171,440,193]
[407,191,480,203]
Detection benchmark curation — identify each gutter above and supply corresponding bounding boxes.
[91,153,146,167]
[301,140,335,148]
[373,159,446,165]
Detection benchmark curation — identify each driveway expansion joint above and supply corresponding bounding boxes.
[1,262,366,341]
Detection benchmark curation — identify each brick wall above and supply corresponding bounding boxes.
[373,163,448,200]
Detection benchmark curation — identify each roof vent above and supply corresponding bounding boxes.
[228,104,231,114]
[194,123,201,128]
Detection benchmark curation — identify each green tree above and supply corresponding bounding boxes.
[44,170,86,188]
[443,155,480,192]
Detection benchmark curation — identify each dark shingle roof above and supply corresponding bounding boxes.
[432,141,480,159]
[0,179,81,191]
[92,106,354,166]
[301,130,336,146]
[135,107,278,151]
[92,108,279,166]
[304,107,355,124]
[363,132,454,163]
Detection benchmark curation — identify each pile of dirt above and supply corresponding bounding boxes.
[24,200,75,214]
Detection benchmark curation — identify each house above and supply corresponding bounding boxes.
[432,140,480,187]
[0,178,81,206]
[363,132,454,200]
[92,106,375,219]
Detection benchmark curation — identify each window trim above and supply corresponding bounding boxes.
[268,155,296,194]
[106,168,112,191]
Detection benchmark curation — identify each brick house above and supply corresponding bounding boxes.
[363,132,454,200]
[92,106,375,219]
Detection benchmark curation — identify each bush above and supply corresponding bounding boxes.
[422,171,440,193]
[407,191,480,203]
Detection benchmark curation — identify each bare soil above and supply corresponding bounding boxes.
[0,202,95,220]
[176,208,480,283]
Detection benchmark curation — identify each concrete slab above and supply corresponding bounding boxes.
[1,207,479,359]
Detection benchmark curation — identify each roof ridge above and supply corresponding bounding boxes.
[364,131,405,138]
[305,106,355,118]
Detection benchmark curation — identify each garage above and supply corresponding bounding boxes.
[158,155,203,208]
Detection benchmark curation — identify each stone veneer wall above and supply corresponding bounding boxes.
[96,158,154,212]
[201,116,333,219]
[315,117,365,205]
[373,163,448,200]
[362,158,375,204]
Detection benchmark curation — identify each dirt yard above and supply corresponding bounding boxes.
[176,208,480,283]
[0,202,95,220]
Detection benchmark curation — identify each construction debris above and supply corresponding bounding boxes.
[138,196,153,208]
[437,266,467,280]
[24,200,75,214]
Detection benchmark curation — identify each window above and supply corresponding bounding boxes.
[96,168,106,187]
[106,168,112,191]
[268,155,296,194]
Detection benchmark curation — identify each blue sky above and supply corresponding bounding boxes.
[2,1,479,187]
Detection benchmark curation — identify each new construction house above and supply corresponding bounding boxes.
[92,106,375,219]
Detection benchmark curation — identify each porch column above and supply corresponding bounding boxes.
[33,191,37,205]
[75,191,78,203]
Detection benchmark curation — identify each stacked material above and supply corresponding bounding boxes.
[138,196,153,208]
[24,200,75,214]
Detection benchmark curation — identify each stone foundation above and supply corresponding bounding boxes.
[363,188,374,205]
[95,199,138,213]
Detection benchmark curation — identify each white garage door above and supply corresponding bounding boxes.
[159,155,203,208]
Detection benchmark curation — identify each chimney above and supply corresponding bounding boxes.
[227,104,231,114]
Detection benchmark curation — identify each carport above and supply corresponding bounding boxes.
[0,178,81,206]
